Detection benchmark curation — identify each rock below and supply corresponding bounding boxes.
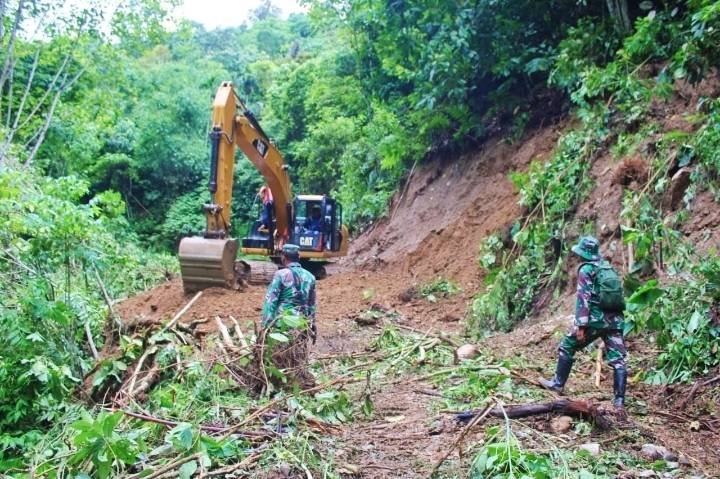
[678,455,691,466]
[636,470,657,478]
[666,167,692,210]
[353,313,380,326]
[579,442,600,456]
[666,461,679,470]
[641,443,670,461]
[439,313,460,322]
[455,344,480,360]
[550,415,573,433]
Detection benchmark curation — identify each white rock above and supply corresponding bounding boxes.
[456,344,480,360]
[641,443,669,461]
[579,442,600,456]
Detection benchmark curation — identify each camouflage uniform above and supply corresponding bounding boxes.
[261,262,316,330]
[260,252,317,388]
[541,236,628,407]
[558,261,627,370]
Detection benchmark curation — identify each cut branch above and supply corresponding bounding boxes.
[455,398,621,430]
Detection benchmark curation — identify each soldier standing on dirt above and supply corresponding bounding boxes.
[540,236,628,409]
[260,244,317,385]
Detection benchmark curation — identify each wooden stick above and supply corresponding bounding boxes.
[159,291,202,334]
[214,316,236,350]
[229,315,249,350]
[126,452,203,479]
[93,267,123,331]
[595,342,604,389]
[218,374,363,440]
[125,346,156,400]
[84,321,99,360]
[205,446,267,477]
[393,323,461,348]
[428,400,496,477]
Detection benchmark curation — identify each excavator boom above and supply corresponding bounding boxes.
[179,82,292,292]
[178,82,349,292]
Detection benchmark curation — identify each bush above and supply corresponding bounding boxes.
[0,165,174,447]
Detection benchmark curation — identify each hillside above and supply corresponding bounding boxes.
[110,97,719,476]
[2,1,720,478]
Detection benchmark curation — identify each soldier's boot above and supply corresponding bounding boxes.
[612,367,627,408]
[539,352,573,393]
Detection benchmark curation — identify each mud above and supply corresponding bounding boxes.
[113,92,720,475]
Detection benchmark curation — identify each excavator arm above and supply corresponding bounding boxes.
[204,82,292,240]
[178,82,293,292]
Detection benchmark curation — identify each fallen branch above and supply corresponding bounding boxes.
[93,266,123,333]
[229,315,250,351]
[455,398,620,430]
[215,316,237,351]
[205,447,266,477]
[428,400,496,477]
[84,321,99,361]
[127,452,203,479]
[394,323,462,348]
[218,374,363,440]
[159,291,202,334]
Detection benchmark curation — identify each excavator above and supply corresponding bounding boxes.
[178,82,349,292]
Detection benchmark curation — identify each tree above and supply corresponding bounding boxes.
[249,0,281,23]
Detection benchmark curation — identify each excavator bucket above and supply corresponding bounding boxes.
[179,237,239,293]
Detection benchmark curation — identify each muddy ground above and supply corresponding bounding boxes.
[114,86,720,476]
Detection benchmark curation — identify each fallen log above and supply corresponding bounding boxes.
[455,398,621,430]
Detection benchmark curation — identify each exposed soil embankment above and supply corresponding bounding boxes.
[347,125,565,287]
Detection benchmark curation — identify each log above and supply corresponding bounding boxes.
[455,398,620,430]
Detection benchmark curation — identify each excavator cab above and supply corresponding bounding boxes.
[292,195,343,253]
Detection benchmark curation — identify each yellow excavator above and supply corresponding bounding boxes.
[178,82,349,292]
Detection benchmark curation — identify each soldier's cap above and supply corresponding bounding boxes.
[282,243,300,258]
[571,236,601,261]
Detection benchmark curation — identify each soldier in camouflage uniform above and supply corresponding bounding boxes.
[540,236,628,408]
[260,244,317,387]
[261,244,317,337]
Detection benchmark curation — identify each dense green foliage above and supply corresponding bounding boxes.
[470,0,720,385]
[2,0,720,475]
[0,163,174,451]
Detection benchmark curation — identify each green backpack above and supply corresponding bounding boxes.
[582,262,625,312]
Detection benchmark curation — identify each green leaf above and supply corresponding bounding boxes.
[268,332,289,343]
[179,460,198,479]
[167,423,194,451]
[687,310,703,333]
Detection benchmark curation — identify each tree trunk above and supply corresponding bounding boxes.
[606,0,632,34]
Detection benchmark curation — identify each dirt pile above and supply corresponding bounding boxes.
[347,124,566,288]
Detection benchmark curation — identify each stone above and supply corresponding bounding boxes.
[579,442,600,456]
[641,443,669,461]
[550,415,573,433]
[666,167,692,210]
[456,344,480,360]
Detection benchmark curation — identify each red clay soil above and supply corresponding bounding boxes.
[113,94,720,475]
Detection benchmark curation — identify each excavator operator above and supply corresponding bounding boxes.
[258,185,274,233]
[304,205,323,232]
